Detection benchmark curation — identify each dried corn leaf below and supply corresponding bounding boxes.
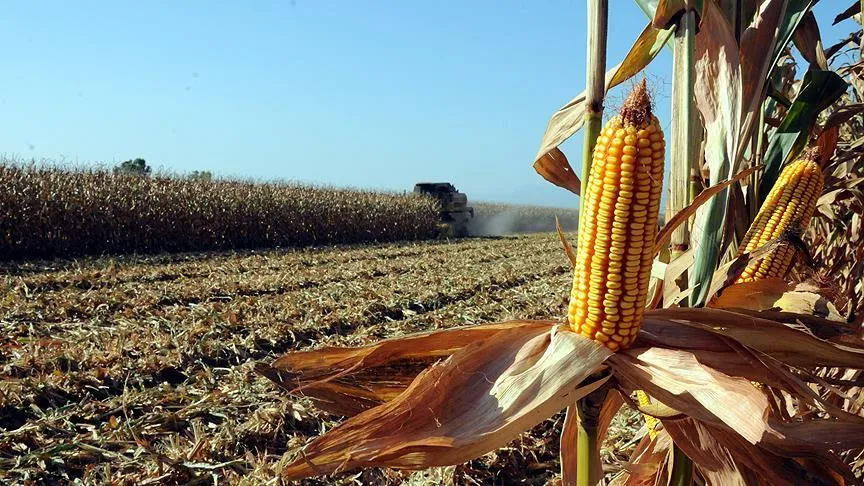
[654,166,759,256]
[556,217,577,267]
[650,0,701,30]
[768,418,864,450]
[608,347,771,444]
[792,11,828,70]
[608,429,674,486]
[648,307,864,369]
[664,418,855,486]
[256,320,551,416]
[279,324,612,480]
[689,0,742,306]
[833,2,861,25]
[534,148,580,196]
[823,103,864,129]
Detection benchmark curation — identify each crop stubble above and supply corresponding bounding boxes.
[0,233,640,485]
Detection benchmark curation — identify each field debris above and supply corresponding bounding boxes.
[0,234,642,484]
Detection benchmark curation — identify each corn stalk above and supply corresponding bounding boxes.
[668,5,699,483]
[670,450,695,486]
[669,8,699,279]
[575,1,608,484]
[579,0,608,221]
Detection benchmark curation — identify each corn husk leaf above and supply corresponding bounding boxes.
[608,347,771,444]
[663,248,694,307]
[769,418,864,450]
[611,325,864,484]
[255,320,551,416]
[637,312,864,417]
[646,307,864,369]
[608,429,675,486]
[534,148,581,196]
[279,324,612,480]
[816,125,840,165]
[664,418,857,485]
[758,69,848,202]
[259,307,863,423]
[615,420,852,485]
[664,423,748,486]
[711,278,845,322]
[709,278,794,311]
[259,307,864,481]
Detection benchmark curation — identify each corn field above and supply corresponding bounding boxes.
[4,1,864,485]
[0,163,440,260]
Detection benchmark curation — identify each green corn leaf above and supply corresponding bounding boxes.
[758,70,848,202]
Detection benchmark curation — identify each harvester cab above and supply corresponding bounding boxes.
[413,182,474,237]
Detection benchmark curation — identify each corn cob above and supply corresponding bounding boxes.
[735,148,824,283]
[568,81,665,351]
[636,390,660,439]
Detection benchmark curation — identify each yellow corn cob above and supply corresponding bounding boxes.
[568,81,665,351]
[636,390,659,439]
[735,148,824,283]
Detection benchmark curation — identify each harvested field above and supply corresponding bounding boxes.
[0,233,642,484]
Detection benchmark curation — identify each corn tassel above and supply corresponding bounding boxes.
[568,81,665,351]
[735,148,824,283]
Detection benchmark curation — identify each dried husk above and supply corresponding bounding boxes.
[255,320,550,416]
[259,306,864,482]
[277,324,612,479]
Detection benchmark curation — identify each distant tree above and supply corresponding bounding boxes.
[113,158,151,176]
[189,170,213,182]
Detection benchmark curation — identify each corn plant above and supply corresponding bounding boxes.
[249,2,864,485]
[255,80,864,485]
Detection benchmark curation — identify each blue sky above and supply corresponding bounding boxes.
[0,2,854,207]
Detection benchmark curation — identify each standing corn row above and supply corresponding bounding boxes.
[568,81,665,351]
[734,147,824,283]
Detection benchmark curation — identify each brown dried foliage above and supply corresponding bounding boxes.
[803,45,864,326]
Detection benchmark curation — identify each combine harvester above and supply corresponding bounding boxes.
[413,182,474,237]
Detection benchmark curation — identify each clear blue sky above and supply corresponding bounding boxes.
[0,2,853,207]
